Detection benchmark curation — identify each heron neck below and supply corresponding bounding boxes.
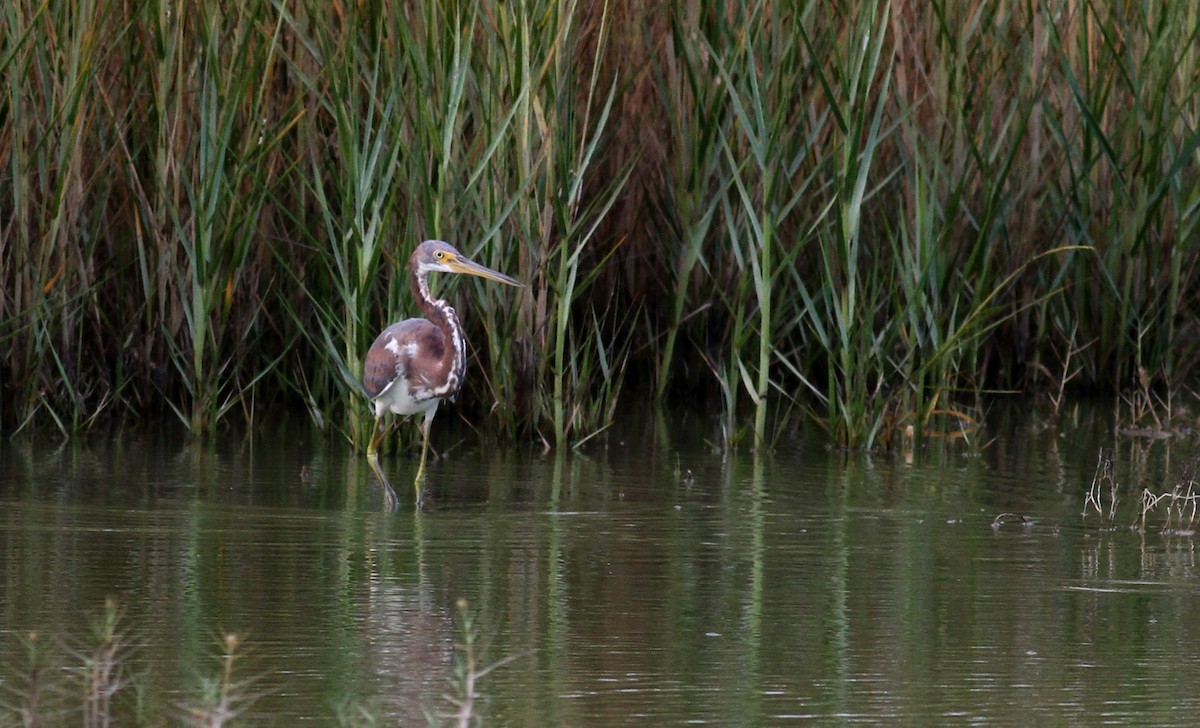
[412,268,467,383]
[412,269,459,328]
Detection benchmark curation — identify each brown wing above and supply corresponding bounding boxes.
[362,318,450,400]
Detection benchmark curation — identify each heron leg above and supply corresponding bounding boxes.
[413,410,434,510]
[366,414,398,512]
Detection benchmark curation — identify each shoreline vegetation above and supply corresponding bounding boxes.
[2,0,1198,450]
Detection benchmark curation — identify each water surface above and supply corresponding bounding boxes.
[3,406,1199,724]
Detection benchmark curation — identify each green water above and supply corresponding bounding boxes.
[3,406,1200,725]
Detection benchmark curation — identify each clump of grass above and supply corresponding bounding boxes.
[165,3,290,434]
[1138,484,1200,535]
[793,0,899,450]
[1119,362,1174,432]
[440,598,485,727]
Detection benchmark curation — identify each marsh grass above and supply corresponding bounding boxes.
[3,0,1199,452]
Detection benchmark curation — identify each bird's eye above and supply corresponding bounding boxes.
[434,250,444,259]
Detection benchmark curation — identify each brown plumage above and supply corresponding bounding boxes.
[363,240,522,510]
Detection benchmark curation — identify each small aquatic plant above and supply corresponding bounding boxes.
[1,631,56,726]
[179,633,261,728]
[428,598,518,728]
[0,601,261,727]
[75,597,132,728]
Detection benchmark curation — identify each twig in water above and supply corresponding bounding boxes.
[1083,448,1118,526]
[1136,456,1200,534]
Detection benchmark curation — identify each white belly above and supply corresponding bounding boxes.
[372,375,441,419]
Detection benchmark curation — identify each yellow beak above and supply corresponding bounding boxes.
[447,255,523,287]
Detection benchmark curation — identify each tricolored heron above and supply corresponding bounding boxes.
[363,240,522,510]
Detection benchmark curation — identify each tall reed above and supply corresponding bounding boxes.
[3,0,1200,452]
[1041,1,1200,394]
[2,0,108,434]
[449,0,633,447]
[651,2,731,404]
[277,0,410,446]
[171,3,289,433]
